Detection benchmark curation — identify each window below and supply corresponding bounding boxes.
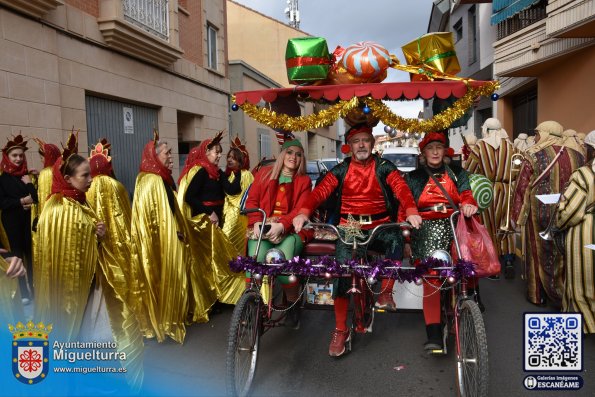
[453,19,463,43]
[468,6,477,65]
[207,24,218,70]
[258,129,272,159]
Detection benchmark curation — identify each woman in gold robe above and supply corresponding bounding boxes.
[222,137,254,254]
[35,138,143,389]
[31,138,60,293]
[556,131,595,333]
[130,135,194,343]
[86,139,144,386]
[178,133,243,306]
[32,138,61,214]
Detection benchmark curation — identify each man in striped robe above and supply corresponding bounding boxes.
[556,130,595,333]
[511,121,585,306]
[466,118,519,279]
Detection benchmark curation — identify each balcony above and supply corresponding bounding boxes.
[547,0,595,37]
[495,0,548,40]
[98,0,183,68]
[0,0,63,19]
[493,18,594,76]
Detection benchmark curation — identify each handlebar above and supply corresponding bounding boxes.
[304,221,411,248]
[241,207,268,259]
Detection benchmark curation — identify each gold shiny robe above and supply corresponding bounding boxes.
[178,166,243,306]
[34,194,143,389]
[0,257,24,324]
[31,166,52,291]
[222,169,254,254]
[130,172,190,343]
[87,175,144,387]
[35,195,98,340]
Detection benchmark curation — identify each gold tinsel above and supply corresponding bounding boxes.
[237,96,359,131]
[234,81,498,133]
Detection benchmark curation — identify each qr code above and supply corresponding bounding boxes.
[524,313,582,371]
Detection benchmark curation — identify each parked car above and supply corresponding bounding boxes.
[306,161,321,187]
[381,147,419,173]
[317,158,341,172]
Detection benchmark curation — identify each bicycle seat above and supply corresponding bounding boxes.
[302,241,336,256]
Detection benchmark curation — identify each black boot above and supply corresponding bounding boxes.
[284,302,301,329]
[504,254,515,279]
[424,323,443,352]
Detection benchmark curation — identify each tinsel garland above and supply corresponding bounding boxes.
[239,96,360,131]
[229,255,476,283]
[365,81,498,132]
[233,81,498,133]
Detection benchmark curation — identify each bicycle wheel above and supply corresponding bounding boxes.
[226,290,262,397]
[456,299,489,397]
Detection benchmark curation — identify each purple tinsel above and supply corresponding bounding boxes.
[229,255,477,283]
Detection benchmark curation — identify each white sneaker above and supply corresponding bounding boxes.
[21,298,31,306]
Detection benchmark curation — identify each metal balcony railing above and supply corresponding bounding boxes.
[123,0,169,40]
[496,0,547,40]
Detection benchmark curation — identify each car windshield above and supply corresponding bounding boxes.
[382,153,418,168]
[306,162,319,181]
[320,160,338,171]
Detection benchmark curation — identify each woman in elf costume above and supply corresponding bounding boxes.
[177,132,242,308]
[222,137,254,254]
[0,134,37,302]
[402,132,478,352]
[245,137,313,328]
[130,133,193,343]
[35,133,143,389]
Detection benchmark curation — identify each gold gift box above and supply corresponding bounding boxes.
[402,32,461,80]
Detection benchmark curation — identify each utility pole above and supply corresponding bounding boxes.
[284,0,300,29]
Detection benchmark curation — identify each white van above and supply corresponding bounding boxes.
[381,147,420,173]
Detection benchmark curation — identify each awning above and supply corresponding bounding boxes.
[491,0,541,25]
[233,80,493,105]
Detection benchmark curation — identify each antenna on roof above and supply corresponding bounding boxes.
[284,0,300,29]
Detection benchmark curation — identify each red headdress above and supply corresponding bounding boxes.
[179,130,223,183]
[34,137,61,168]
[1,134,29,177]
[140,130,175,187]
[419,132,447,152]
[89,138,114,178]
[341,124,374,154]
[227,136,250,172]
[51,130,86,203]
[419,132,455,160]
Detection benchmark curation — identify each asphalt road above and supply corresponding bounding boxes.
[142,270,595,397]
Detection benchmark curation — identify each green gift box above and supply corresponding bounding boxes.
[285,37,331,84]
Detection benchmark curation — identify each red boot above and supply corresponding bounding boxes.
[328,329,351,357]
[375,279,396,311]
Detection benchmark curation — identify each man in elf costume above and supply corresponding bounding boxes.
[294,124,422,357]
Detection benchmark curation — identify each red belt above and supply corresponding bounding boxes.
[202,200,224,206]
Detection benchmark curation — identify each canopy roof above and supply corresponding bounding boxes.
[233,80,495,105]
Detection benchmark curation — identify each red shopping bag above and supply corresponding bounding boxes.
[452,215,500,277]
